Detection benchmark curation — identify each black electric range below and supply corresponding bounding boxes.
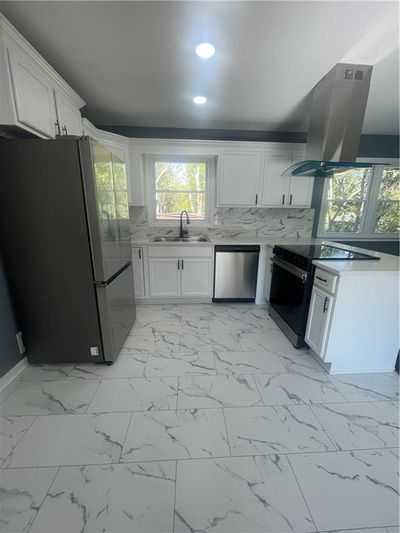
[269,244,379,348]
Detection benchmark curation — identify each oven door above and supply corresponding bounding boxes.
[269,256,311,341]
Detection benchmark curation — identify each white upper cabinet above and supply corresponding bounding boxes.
[218,152,262,206]
[261,148,313,208]
[54,91,83,136]
[286,150,314,207]
[7,47,57,138]
[261,151,291,207]
[0,14,85,138]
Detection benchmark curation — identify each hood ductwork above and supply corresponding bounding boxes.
[284,63,382,178]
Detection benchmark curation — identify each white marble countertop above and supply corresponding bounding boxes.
[131,234,399,274]
[313,241,399,275]
[131,235,321,247]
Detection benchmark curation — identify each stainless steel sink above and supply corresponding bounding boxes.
[150,237,181,242]
[150,236,210,243]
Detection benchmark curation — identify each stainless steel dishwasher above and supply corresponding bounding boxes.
[213,245,260,302]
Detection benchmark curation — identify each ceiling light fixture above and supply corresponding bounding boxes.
[193,96,207,105]
[195,43,215,59]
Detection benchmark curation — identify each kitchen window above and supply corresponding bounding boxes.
[318,161,399,238]
[146,155,214,225]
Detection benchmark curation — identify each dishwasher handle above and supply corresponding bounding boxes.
[215,245,260,253]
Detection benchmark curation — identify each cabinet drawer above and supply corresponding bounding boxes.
[148,245,212,258]
[314,267,337,294]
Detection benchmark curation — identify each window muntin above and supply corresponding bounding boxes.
[323,168,371,234]
[146,156,213,225]
[319,164,399,238]
[372,168,400,234]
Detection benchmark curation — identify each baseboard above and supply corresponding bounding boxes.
[0,357,28,392]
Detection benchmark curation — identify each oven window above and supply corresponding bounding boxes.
[269,262,310,334]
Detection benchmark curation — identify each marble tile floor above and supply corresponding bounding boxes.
[0,303,398,533]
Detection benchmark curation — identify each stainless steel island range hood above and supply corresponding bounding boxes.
[284,63,383,178]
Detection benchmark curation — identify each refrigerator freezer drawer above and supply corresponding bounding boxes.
[96,262,136,362]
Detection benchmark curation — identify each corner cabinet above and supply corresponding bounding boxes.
[147,245,213,299]
[218,151,263,207]
[0,14,84,138]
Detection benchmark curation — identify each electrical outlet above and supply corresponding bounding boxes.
[90,346,99,356]
[16,331,25,354]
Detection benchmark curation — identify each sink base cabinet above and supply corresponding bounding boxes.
[144,245,213,300]
[305,268,399,374]
[181,258,213,297]
[148,258,181,298]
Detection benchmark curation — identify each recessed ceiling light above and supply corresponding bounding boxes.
[193,96,207,105]
[195,43,215,59]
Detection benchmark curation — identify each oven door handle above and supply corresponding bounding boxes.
[271,256,308,283]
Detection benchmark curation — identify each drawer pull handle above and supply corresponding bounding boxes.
[323,296,329,313]
[138,248,142,260]
[282,194,285,205]
[177,260,180,270]
[181,259,184,270]
[316,276,328,283]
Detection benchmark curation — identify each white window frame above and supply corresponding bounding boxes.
[318,158,400,240]
[145,154,215,227]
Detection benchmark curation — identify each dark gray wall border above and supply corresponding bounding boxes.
[97,125,399,159]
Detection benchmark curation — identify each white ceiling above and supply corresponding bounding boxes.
[1,1,399,134]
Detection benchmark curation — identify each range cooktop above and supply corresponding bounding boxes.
[277,244,380,261]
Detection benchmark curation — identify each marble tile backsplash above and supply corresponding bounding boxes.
[130,206,315,240]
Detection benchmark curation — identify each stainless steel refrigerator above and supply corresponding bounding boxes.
[0,137,136,364]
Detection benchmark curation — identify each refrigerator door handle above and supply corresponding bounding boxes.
[94,261,132,286]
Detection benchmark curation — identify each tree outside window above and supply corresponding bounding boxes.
[320,165,399,237]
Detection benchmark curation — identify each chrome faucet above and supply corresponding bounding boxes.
[179,210,190,238]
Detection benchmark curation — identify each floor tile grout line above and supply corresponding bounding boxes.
[2,396,399,418]
[172,460,178,533]
[3,446,398,471]
[0,414,38,468]
[83,378,103,414]
[26,465,61,533]
[286,453,319,533]
[118,411,134,463]
[221,407,233,457]
[307,404,340,453]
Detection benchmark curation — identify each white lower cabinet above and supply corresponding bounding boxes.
[132,247,146,298]
[264,245,274,302]
[148,258,180,297]
[146,245,213,299]
[305,265,399,373]
[305,286,333,359]
[181,258,212,297]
